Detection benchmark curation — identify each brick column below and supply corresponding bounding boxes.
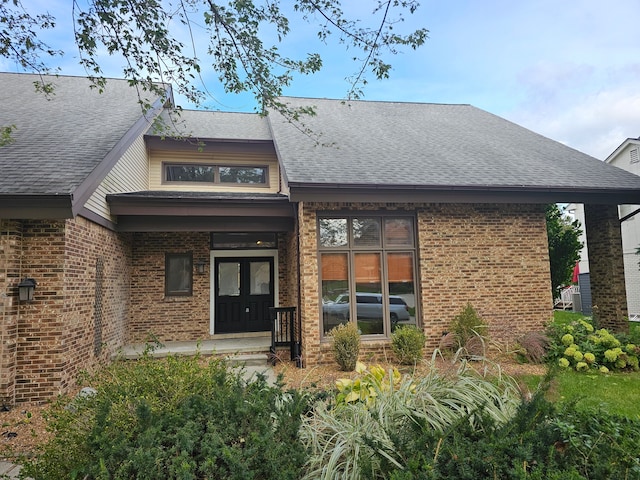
[0,220,21,406]
[584,204,628,332]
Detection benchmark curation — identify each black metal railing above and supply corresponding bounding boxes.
[269,307,302,367]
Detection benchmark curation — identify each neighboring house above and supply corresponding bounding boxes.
[2,72,640,404]
[569,138,640,320]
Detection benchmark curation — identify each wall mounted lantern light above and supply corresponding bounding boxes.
[196,260,207,274]
[18,278,37,302]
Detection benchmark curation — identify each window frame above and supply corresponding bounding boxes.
[165,252,193,297]
[162,162,269,187]
[318,212,418,339]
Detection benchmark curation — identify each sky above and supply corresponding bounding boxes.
[3,0,640,160]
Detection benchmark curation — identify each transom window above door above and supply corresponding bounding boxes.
[163,163,268,186]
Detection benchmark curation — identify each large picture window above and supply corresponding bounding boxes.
[319,214,417,337]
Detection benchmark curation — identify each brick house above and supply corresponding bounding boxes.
[2,72,639,404]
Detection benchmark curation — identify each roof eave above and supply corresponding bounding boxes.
[286,183,640,205]
[0,194,74,219]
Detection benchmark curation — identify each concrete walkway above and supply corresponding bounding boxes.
[0,461,23,479]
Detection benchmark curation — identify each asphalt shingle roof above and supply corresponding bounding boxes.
[150,109,272,141]
[0,72,164,195]
[268,97,640,192]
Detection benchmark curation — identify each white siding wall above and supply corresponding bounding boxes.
[149,149,280,193]
[84,134,149,221]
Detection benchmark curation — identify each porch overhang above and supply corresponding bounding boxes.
[106,192,296,232]
[286,183,640,205]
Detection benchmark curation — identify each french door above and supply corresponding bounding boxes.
[214,257,274,333]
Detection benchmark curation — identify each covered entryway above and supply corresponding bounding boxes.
[214,256,274,333]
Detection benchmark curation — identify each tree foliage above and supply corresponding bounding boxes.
[546,204,583,297]
[1,0,428,114]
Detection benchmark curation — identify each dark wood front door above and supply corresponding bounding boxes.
[214,257,274,333]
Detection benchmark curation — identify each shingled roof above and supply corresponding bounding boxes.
[268,97,640,204]
[0,72,167,216]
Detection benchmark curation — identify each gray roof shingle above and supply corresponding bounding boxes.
[0,72,164,195]
[149,109,272,141]
[268,97,640,192]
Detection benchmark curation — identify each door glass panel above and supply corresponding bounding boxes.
[353,217,381,247]
[387,252,416,329]
[319,218,348,247]
[218,262,240,296]
[321,253,349,335]
[354,253,383,335]
[249,261,271,295]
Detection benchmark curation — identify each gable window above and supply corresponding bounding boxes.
[165,253,193,296]
[219,166,267,184]
[319,214,418,337]
[165,164,215,182]
[163,163,268,186]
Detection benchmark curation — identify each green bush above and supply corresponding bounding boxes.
[546,316,640,373]
[388,391,640,479]
[21,351,310,480]
[449,303,488,355]
[330,322,360,371]
[300,360,520,479]
[391,325,426,364]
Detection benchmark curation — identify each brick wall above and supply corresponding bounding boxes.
[0,217,132,404]
[128,231,295,343]
[59,217,131,394]
[298,202,553,367]
[0,220,22,405]
[417,204,552,349]
[129,232,211,343]
[585,204,629,331]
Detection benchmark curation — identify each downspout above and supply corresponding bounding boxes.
[294,202,303,367]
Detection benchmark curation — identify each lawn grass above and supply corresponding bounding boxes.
[548,370,640,418]
[517,310,640,419]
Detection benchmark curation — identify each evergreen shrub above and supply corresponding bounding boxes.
[391,325,426,364]
[21,351,310,480]
[330,322,360,371]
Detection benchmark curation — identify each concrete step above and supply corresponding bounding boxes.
[225,353,270,367]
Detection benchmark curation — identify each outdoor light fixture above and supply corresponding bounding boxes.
[196,260,207,274]
[18,278,37,302]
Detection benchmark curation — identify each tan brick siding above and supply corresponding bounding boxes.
[298,202,553,367]
[0,217,131,404]
[417,204,552,349]
[128,232,294,343]
[0,220,22,404]
[585,204,629,331]
[129,232,211,343]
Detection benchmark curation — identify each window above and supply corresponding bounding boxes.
[165,164,215,182]
[164,163,268,186]
[165,253,193,296]
[319,214,417,337]
[211,233,277,249]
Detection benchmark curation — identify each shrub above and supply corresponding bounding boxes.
[449,303,488,356]
[546,316,640,373]
[391,325,426,364]
[21,352,310,480]
[515,331,550,363]
[330,322,360,371]
[300,360,520,479]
